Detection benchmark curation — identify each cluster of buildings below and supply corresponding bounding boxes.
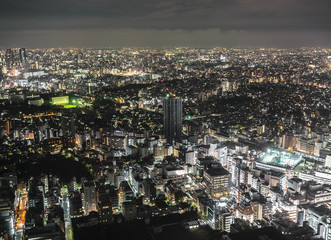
[0,47,330,240]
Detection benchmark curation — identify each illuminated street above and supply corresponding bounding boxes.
[15,192,27,240]
[62,189,73,240]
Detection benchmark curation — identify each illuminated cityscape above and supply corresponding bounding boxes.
[0,0,330,239]
[0,47,329,240]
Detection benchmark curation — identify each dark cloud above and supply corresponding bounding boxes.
[0,0,330,48]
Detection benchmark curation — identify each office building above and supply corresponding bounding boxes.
[204,165,230,198]
[19,48,27,64]
[83,182,97,215]
[163,97,182,143]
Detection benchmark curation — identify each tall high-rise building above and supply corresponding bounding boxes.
[5,49,14,68]
[76,51,83,65]
[19,48,27,63]
[61,111,76,138]
[163,97,182,143]
[83,182,97,215]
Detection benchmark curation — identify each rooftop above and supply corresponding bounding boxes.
[258,149,303,168]
[205,166,229,176]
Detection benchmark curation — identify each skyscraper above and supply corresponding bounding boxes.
[19,48,27,64]
[163,97,182,143]
[83,182,97,215]
[5,49,14,68]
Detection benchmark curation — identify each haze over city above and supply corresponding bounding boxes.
[1,0,331,48]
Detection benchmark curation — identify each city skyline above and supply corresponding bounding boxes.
[0,46,330,240]
[0,0,330,238]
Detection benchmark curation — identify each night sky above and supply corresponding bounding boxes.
[1,0,330,48]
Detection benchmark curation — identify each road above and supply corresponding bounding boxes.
[62,190,73,240]
[15,192,28,240]
[15,188,73,240]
